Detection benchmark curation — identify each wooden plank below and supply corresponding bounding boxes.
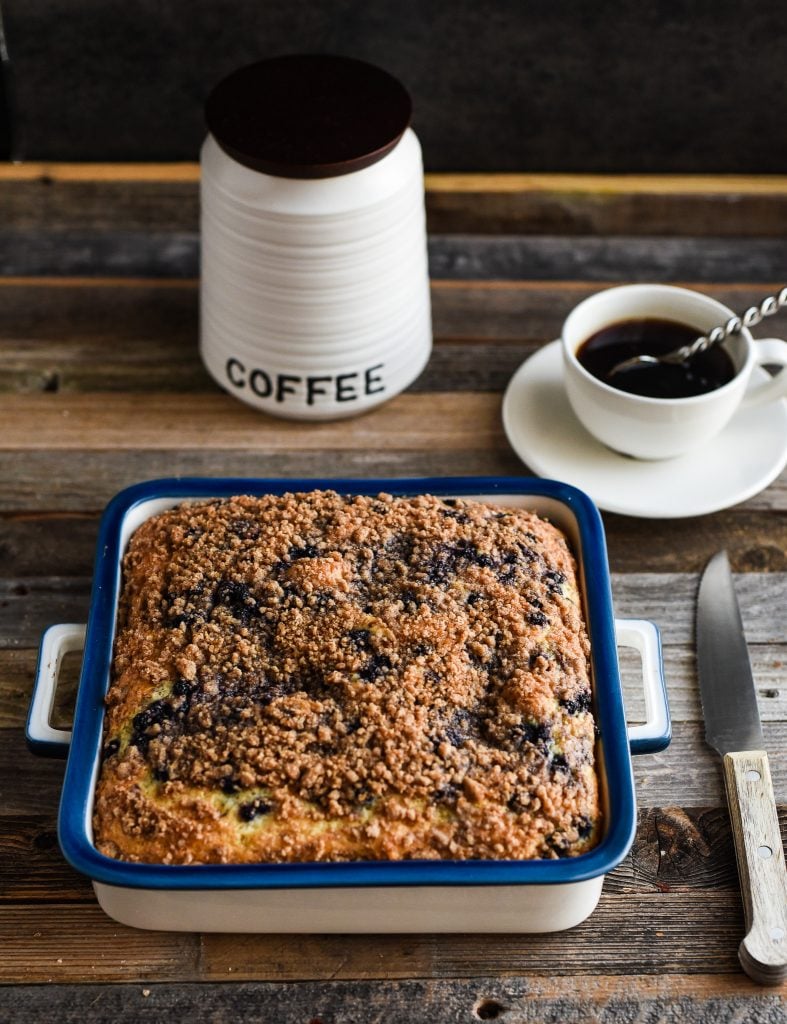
[0,338,526,396]
[0,392,507,452]
[430,280,785,344]
[2,642,786,732]
[608,573,787,647]
[1,393,785,509]
[0,450,526,512]
[0,648,35,727]
[0,164,203,181]
[5,165,787,189]
[2,166,787,237]
[3,807,784,905]
[617,645,787,723]
[427,174,787,195]
[426,179,787,237]
[0,577,91,648]
[198,892,774,980]
[427,236,787,283]
[0,340,527,396]
[0,277,778,346]
[1,231,785,280]
[3,280,785,395]
[3,506,787,580]
[0,229,200,278]
[633,722,786,805]
[0,975,784,1024]
[0,277,203,395]
[2,711,784,817]
[603,508,787,574]
[608,806,787,896]
[0,731,67,815]
[2,637,786,737]
[0,816,94,902]
[0,514,100,577]
[0,891,759,982]
[0,455,783,521]
[4,572,784,649]
[0,648,79,729]
[0,904,200,983]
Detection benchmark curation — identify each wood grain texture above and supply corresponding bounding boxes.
[0,976,785,1024]
[0,577,91,648]
[630,723,785,806]
[0,816,94,902]
[0,339,526,396]
[4,572,784,648]
[0,893,755,982]
[0,276,779,342]
[2,277,783,397]
[603,509,787,572]
[1,177,785,1010]
[1,497,777,569]
[617,645,787,723]
[4,166,786,187]
[1,718,784,815]
[0,392,506,451]
[722,751,787,984]
[0,731,67,815]
[0,450,527,512]
[425,180,787,238]
[2,231,786,280]
[3,641,787,731]
[3,808,784,906]
[2,508,787,577]
[0,648,79,729]
[0,904,199,983]
[2,167,787,237]
[427,236,787,284]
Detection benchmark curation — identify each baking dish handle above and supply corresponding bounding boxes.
[615,618,671,755]
[26,623,86,757]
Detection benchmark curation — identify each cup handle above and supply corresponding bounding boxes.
[740,338,787,409]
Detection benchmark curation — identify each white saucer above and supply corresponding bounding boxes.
[502,340,787,519]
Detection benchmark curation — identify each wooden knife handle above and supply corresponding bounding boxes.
[723,750,787,985]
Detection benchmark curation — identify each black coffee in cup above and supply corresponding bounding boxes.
[577,318,737,399]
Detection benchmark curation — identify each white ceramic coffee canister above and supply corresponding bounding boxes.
[200,55,432,421]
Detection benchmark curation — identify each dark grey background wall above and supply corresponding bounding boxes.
[1,0,785,171]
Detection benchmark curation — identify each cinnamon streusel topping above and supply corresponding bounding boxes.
[94,491,599,864]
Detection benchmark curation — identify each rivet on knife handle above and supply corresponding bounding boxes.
[722,750,787,985]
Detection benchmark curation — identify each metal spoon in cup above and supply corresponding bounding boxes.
[608,287,787,378]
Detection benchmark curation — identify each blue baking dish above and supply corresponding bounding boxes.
[27,476,670,932]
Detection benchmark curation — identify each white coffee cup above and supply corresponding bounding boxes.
[561,284,787,460]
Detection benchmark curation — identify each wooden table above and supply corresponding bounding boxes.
[1,167,786,1022]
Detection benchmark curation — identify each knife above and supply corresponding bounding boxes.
[696,550,787,985]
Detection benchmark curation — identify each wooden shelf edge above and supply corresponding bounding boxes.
[1,163,787,195]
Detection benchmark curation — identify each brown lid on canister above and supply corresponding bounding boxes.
[205,54,413,179]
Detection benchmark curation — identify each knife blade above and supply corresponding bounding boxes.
[697,550,765,755]
[696,550,787,985]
